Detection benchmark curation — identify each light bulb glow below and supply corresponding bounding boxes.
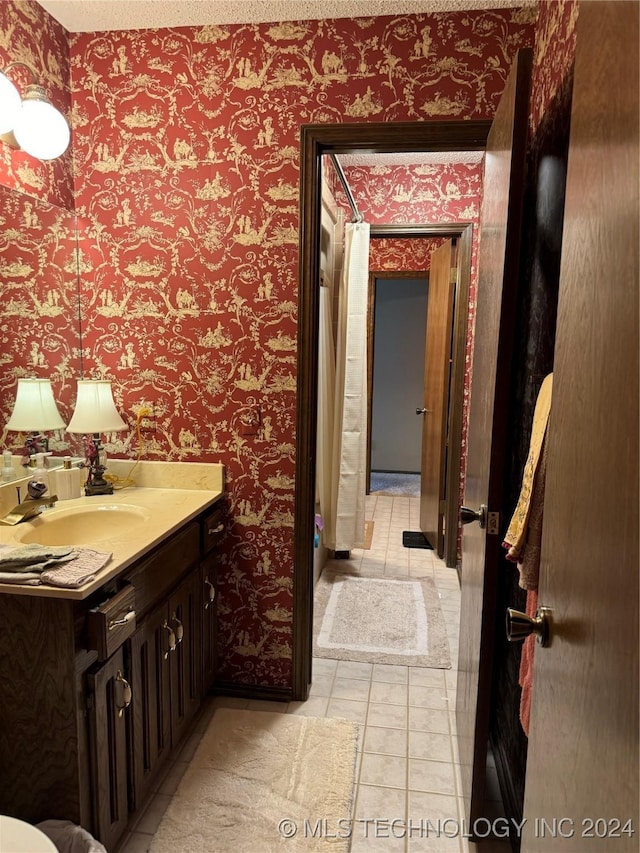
[13,97,70,160]
[0,71,21,135]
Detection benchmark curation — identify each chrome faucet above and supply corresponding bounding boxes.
[0,495,58,526]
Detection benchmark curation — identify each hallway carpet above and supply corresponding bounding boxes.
[369,472,420,497]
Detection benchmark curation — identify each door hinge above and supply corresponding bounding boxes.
[487,511,500,535]
[450,267,458,284]
[439,500,447,514]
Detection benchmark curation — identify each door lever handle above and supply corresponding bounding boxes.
[506,606,552,647]
[416,407,433,415]
[460,504,487,528]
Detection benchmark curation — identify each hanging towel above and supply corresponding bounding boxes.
[518,589,538,736]
[516,433,549,590]
[503,373,553,569]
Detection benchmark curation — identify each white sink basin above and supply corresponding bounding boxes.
[16,504,151,546]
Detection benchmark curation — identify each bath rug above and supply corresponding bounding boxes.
[402,531,433,549]
[149,709,358,853]
[314,568,451,669]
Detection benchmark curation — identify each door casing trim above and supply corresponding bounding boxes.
[293,120,491,700]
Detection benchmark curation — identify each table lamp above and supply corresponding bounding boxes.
[66,380,127,496]
[5,378,66,463]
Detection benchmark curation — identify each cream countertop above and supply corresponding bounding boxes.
[0,461,225,601]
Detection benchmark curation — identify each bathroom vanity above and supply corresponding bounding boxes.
[0,467,225,852]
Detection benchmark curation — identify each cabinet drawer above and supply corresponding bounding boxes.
[125,523,200,619]
[87,584,136,661]
[202,504,225,555]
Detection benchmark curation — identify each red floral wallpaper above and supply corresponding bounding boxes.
[0,0,74,209]
[0,3,541,689]
[0,185,82,451]
[529,0,579,131]
[66,9,535,688]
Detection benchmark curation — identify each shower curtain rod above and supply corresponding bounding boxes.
[328,153,364,223]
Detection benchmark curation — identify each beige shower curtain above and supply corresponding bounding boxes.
[325,221,370,552]
[316,284,335,532]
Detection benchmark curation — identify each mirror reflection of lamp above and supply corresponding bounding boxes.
[5,378,66,465]
[66,380,127,496]
[0,62,70,160]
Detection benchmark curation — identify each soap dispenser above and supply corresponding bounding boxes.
[2,451,14,483]
[53,456,82,501]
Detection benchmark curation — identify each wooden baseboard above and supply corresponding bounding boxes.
[211,681,292,703]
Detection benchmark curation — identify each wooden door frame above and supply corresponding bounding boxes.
[293,120,491,700]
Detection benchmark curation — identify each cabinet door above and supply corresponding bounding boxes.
[169,568,202,747]
[128,601,172,811]
[201,555,218,694]
[87,646,131,852]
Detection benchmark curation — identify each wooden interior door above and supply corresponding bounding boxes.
[419,238,456,554]
[522,4,639,847]
[456,47,532,825]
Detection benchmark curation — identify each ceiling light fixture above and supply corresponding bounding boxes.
[0,61,70,160]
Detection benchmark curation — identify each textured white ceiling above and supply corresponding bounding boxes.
[339,151,485,167]
[37,0,535,33]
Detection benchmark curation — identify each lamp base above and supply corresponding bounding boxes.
[85,480,114,496]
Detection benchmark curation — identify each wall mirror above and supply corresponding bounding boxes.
[0,183,83,461]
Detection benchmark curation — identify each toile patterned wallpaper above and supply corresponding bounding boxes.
[0,1,73,208]
[0,0,562,690]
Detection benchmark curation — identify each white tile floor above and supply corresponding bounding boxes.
[119,494,508,853]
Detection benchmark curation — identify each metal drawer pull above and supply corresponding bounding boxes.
[171,613,184,643]
[204,577,216,609]
[163,620,177,658]
[107,610,136,631]
[208,522,224,535]
[115,669,132,718]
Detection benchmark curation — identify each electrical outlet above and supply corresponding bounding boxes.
[138,403,156,433]
[240,406,261,436]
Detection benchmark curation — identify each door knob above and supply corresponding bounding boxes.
[506,606,552,647]
[460,504,487,528]
[416,407,433,415]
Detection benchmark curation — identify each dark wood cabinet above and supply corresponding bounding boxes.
[87,647,131,852]
[0,497,223,853]
[201,554,218,694]
[128,600,173,811]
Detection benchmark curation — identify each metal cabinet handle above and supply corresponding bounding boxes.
[171,612,184,644]
[506,606,552,648]
[208,522,224,535]
[108,610,136,631]
[115,669,132,718]
[416,407,433,415]
[204,577,216,609]
[163,620,176,658]
[460,504,487,528]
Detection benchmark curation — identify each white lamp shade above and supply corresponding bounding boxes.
[5,378,66,431]
[0,71,21,135]
[66,381,127,434]
[13,94,70,160]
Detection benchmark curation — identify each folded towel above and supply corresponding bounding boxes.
[0,544,77,572]
[41,549,112,588]
[0,571,42,584]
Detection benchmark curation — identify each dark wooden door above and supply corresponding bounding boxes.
[522,4,639,847]
[419,238,455,555]
[86,646,130,851]
[456,47,532,825]
[129,601,172,811]
[169,568,202,746]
